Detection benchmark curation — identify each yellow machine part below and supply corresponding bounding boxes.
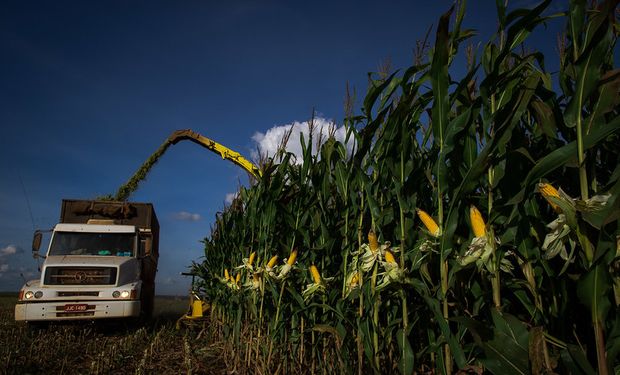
[191,300,204,318]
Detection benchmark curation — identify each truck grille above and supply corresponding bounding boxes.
[44,267,117,286]
[57,291,100,297]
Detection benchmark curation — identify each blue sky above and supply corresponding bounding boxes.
[0,1,565,294]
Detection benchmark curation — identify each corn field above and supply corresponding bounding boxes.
[192,1,620,374]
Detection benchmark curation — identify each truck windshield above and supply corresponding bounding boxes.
[49,232,136,256]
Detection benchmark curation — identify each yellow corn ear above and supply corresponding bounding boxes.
[538,183,561,213]
[350,272,360,287]
[267,255,278,268]
[384,250,397,264]
[309,265,321,284]
[248,251,256,266]
[368,230,379,252]
[224,268,230,282]
[235,273,241,285]
[416,209,441,237]
[470,205,486,238]
[287,249,298,266]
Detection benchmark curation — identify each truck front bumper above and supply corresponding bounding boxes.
[15,300,141,321]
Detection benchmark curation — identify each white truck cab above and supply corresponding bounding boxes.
[15,200,159,322]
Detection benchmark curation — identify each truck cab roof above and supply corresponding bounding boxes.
[54,223,137,233]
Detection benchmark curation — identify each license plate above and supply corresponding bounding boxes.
[64,304,88,312]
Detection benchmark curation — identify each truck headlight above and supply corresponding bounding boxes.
[24,291,34,299]
[34,291,43,299]
[112,290,131,298]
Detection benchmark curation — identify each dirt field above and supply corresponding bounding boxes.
[0,293,224,374]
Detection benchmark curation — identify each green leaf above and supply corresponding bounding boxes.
[363,72,399,118]
[430,5,454,147]
[422,295,467,369]
[581,179,620,229]
[564,0,616,127]
[479,310,530,375]
[397,328,415,375]
[577,263,612,322]
[560,343,596,375]
[510,115,620,205]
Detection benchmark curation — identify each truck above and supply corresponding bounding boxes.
[15,129,259,324]
[15,199,159,322]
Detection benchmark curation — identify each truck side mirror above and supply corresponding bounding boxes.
[32,232,42,252]
[32,231,47,259]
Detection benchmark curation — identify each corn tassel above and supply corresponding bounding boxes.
[309,265,321,284]
[267,255,278,268]
[470,205,486,238]
[368,230,379,252]
[416,209,441,237]
[287,249,298,266]
[538,183,562,213]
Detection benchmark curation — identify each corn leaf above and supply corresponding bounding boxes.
[479,310,530,375]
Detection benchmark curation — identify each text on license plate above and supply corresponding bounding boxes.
[64,304,88,312]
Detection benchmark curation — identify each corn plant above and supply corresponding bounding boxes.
[193,1,619,374]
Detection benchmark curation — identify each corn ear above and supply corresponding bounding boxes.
[235,272,241,285]
[349,272,359,287]
[287,249,298,266]
[248,251,256,266]
[368,230,379,252]
[309,265,321,284]
[267,255,278,268]
[470,205,486,238]
[416,209,441,237]
[224,268,230,282]
[538,183,562,213]
[384,250,397,264]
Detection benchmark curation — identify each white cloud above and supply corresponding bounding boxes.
[0,264,8,273]
[0,245,22,257]
[162,276,177,285]
[251,117,354,164]
[173,211,202,221]
[225,192,238,205]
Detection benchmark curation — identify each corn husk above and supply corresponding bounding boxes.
[302,265,330,301]
[344,269,361,299]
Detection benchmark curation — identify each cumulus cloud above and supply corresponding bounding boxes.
[173,211,202,221]
[0,245,22,257]
[225,192,238,205]
[251,116,354,164]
